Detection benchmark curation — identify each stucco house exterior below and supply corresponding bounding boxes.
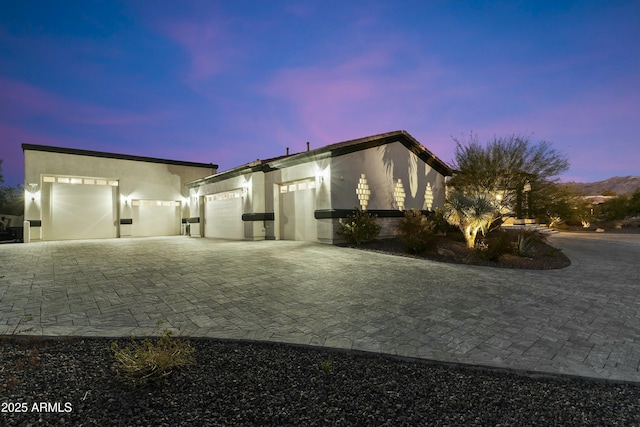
[22,130,452,243]
[22,144,217,241]
[186,130,452,243]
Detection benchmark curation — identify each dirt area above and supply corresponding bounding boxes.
[345,230,572,270]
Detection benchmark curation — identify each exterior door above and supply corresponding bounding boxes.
[204,191,244,239]
[279,179,317,241]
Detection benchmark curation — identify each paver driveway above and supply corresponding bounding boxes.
[1,232,639,382]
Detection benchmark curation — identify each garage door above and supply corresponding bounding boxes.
[47,178,117,240]
[132,200,181,237]
[279,179,317,241]
[204,190,244,239]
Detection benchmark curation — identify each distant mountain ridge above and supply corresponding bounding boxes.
[563,176,640,196]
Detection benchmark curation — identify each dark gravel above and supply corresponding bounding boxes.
[2,336,639,426]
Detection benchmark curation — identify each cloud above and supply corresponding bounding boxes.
[261,45,448,149]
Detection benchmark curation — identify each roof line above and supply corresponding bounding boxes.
[188,130,452,187]
[22,143,217,170]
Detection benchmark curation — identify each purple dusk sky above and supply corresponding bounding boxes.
[1,1,639,188]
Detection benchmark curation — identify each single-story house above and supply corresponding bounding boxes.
[23,130,452,243]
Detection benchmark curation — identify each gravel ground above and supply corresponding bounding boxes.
[2,337,639,426]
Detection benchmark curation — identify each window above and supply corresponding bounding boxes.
[206,190,243,201]
[44,175,118,186]
[280,178,316,194]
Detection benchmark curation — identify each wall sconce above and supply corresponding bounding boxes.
[26,183,40,201]
[121,195,131,205]
[316,168,327,183]
[242,179,251,196]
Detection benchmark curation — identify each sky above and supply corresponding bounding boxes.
[1,0,639,188]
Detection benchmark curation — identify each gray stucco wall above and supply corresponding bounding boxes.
[330,141,446,212]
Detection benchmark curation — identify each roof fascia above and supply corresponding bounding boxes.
[22,143,217,170]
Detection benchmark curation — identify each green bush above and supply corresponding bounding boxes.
[111,328,195,386]
[338,208,381,245]
[398,209,435,254]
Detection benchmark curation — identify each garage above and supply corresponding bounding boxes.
[44,177,117,241]
[204,190,244,239]
[279,179,317,241]
[132,200,181,237]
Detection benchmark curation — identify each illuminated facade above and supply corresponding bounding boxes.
[22,145,216,241]
[186,130,452,243]
[23,130,452,243]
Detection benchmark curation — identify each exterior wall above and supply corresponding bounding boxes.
[330,141,446,211]
[264,158,331,241]
[24,150,213,241]
[190,171,265,240]
[328,141,447,241]
[187,141,447,244]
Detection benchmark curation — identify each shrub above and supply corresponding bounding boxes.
[430,208,451,235]
[319,356,333,374]
[476,230,512,262]
[516,234,536,257]
[338,208,381,245]
[111,328,195,386]
[398,209,435,254]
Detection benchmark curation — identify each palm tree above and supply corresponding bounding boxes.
[444,192,496,249]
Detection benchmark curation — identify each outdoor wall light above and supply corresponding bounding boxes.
[316,168,327,183]
[25,183,40,201]
[242,179,251,196]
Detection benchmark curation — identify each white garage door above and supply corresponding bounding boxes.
[132,200,181,237]
[204,190,244,239]
[279,179,317,241]
[48,180,117,240]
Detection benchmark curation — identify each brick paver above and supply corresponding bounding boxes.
[1,232,639,382]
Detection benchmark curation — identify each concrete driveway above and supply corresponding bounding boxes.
[1,232,639,382]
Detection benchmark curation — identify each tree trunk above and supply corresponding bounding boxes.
[464,227,476,248]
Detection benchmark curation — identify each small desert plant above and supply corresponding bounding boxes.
[398,209,435,254]
[444,192,497,249]
[319,356,333,374]
[338,207,381,245]
[111,326,195,386]
[515,234,536,257]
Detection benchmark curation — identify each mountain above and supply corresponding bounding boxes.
[563,176,640,196]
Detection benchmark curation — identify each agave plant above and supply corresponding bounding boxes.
[444,192,497,248]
